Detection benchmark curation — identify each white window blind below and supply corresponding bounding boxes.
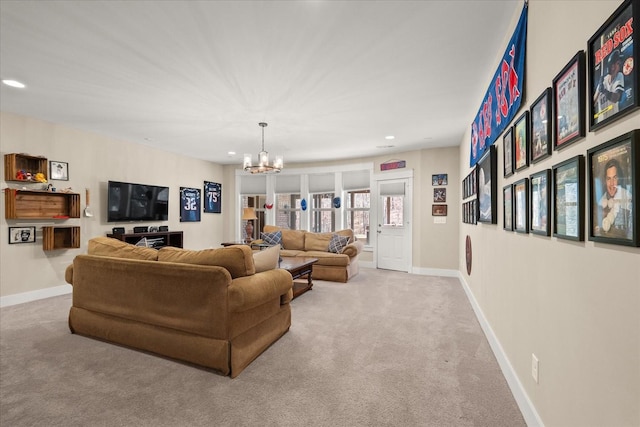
[309,174,335,193]
[240,175,266,194]
[275,175,301,193]
[379,182,405,196]
[343,170,370,190]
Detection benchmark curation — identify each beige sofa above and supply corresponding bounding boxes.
[260,225,364,283]
[66,237,293,378]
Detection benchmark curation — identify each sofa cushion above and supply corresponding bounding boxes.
[253,244,281,273]
[304,232,332,251]
[88,236,159,261]
[157,246,255,278]
[264,226,306,251]
[328,234,350,253]
[260,231,282,246]
[299,251,350,267]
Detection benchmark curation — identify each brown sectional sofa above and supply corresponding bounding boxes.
[65,237,293,378]
[261,225,364,283]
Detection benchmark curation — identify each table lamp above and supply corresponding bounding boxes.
[242,207,258,243]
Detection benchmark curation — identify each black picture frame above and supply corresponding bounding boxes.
[203,181,222,213]
[553,51,586,150]
[514,178,529,233]
[477,145,497,224]
[433,187,446,203]
[503,126,515,177]
[530,169,551,236]
[514,111,530,172]
[553,155,585,241]
[587,129,639,246]
[530,88,552,164]
[588,0,640,131]
[503,184,514,231]
[49,160,69,181]
[8,226,36,244]
[179,187,201,222]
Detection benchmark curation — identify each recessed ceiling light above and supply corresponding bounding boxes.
[2,79,26,88]
[228,151,236,156]
[376,145,395,149]
[385,135,395,140]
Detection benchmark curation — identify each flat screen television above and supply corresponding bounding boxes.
[107,180,169,222]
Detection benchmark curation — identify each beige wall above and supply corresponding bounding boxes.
[459,1,639,426]
[1,112,225,297]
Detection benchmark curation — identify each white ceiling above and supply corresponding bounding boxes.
[0,0,521,166]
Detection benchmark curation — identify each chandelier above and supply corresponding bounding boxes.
[243,122,283,174]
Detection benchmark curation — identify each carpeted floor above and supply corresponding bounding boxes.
[0,268,525,426]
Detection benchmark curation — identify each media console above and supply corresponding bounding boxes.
[106,230,183,249]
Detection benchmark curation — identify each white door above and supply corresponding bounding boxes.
[376,178,411,272]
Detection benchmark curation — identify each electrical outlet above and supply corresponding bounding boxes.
[531,353,539,383]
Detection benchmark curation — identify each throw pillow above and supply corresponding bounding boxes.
[253,244,281,273]
[260,230,282,246]
[328,234,350,254]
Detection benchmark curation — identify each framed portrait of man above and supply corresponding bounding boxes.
[587,129,639,246]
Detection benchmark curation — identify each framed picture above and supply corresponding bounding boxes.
[587,129,639,246]
[514,178,529,233]
[530,169,551,236]
[179,187,201,222]
[477,145,497,224]
[471,199,477,224]
[553,155,585,241]
[433,187,446,203]
[503,184,513,231]
[432,174,448,186]
[530,88,552,164]
[432,204,447,216]
[588,0,639,131]
[503,126,514,177]
[49,161,69,181]
[8,226,36,244]
[203,181,222,213]
[514,111,530,172]
[553,51,586,150]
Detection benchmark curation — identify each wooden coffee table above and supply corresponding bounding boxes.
[278,257,318,299]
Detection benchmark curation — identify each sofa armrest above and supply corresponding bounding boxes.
[228,269,293,312]
[65,264,74,286]
[342,240,364,257]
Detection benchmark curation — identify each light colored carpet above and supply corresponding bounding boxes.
[0,268,525,426]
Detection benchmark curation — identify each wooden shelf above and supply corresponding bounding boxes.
[4,189,81,219]
[42,226,81,250]
[4,153,48,182]
[107,231,183,249]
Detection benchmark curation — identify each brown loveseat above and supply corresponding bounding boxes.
[260,225,364,283]
[66,237,293,378]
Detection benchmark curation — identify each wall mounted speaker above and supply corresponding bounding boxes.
[112,227,125,234]
[133,226,148,233]
[158,226,169,232]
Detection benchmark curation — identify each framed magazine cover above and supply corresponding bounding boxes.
[514,111,530,172]
[8,226,36,244]
[588,0,639,131]
[553,51,586,150]
[587,129,639,246]
[530,169,551,236]
[476,145,497,224]
[503,126,515,177]
[503,184,514,231]
[553,155,585,241]
[514,178,529,233]
[530,88,552,163]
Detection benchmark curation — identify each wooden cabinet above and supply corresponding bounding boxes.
[4,153,48,182]
[42,226,81,251]
[106,231,183,249]
[4,189,80,219]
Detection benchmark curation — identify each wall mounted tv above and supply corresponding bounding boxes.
[107,180,169,222]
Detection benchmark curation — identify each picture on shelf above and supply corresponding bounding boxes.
[8,226,36,244]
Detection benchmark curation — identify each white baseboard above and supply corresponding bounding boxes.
[457,272,544,427]
[0,284,72,308]
[411,266,459,277]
